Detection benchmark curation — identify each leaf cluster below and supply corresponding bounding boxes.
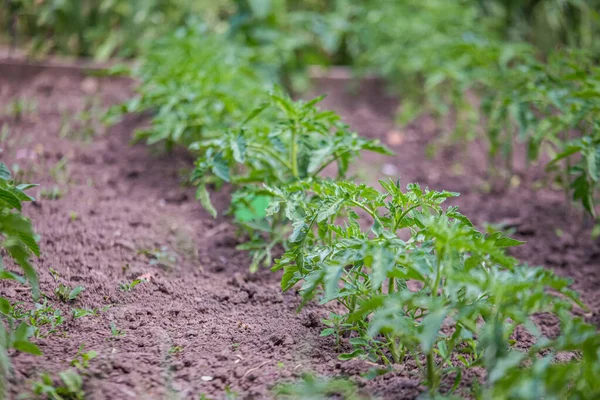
[191,91,391,271]
[109,26,275,149]
[350,0,600,217]
[269,178,600,397]
[0,163,41,397]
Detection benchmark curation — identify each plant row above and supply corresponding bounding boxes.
[6,0,600,215]
[116,31,600,398]
[350,0,600,218]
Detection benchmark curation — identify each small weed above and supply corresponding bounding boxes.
[119,279,145,292]
[273,373,366,400]
[13,300,64,339]
[319,313,353,352]
[59,97,105,142]
[55,284,85,303]
[70,345,98,371]
[49,268,60,282]
[168,346,183,355]
[69,211,78,222]
[0,123,10,142]
[31,369,85,400]
[71,305,110,319]
[4,97,37,122]
[224,387,239,400]
[109,322,125,338]
[49,157,70,187]
[40,186,64,200]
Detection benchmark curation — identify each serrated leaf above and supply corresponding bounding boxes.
[196,185,217,218]
[231,132,247,163]
[317,198,344,223]
[212,154,230,182]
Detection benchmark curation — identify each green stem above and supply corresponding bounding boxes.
[247,143,293,173]
[388,335,401,364]
[432,250,444,297]
[290,123,299,179]
[426,351,438,394]
[311,149,353,178]
[349,199,384,229]
[394,205,419,231]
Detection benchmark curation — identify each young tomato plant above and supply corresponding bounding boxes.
[109,26,275,149]
[269,178,598,397]
[0,162,41,397]
[191,90,391,271]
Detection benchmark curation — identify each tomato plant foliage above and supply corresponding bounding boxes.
[269,178,600,398]
[191,90,391,271]
[0,163,41,397]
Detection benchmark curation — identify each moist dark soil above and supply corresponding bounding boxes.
[0,66,598,400]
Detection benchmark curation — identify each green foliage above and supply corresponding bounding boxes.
[31,369,85,400]
[0,163,40,397]
[269,178,599,397]
[191,91,391,271]
[119,279,145,292]
[109,322,125,338]
[70,345,97,372]
[110,26,274,148]
[273,373,367,400]
[0,162,40,296]
[54,284,85,303]
[71,306,109,319]
[12,300,64,339]
[351,1,600,217]
[227,0,357,90]
[28,345,97,399]
[1,0,230,60]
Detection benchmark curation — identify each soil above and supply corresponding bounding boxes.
[0,66,598,400]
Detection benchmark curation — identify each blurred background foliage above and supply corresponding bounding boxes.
[2,0,600,215]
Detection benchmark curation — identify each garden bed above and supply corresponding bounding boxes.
[1,64,598,399]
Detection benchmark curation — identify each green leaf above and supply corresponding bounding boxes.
[212,154,230,182]
[0,163,11,180]
[69,286,85,301]
[242,102,269,125]
[12,340,42,356]
[338,349,364,360]
[0,297,10,315]
[18,232,40,257]
[320,328,335,337]
[316,198,344,223]
[418,308,447,353]
[0,188,22,211]
[231,133,247,163]
[196,185,217,218]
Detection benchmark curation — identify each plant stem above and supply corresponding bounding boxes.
[349,199,384,229]
[432,250,444,297]
[290,123,299,179]
[426,351,438,395]
[247,143,292,172]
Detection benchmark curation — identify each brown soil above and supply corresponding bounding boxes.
[0,67,598,400]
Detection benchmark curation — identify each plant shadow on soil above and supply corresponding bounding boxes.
[0,67,598,399]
